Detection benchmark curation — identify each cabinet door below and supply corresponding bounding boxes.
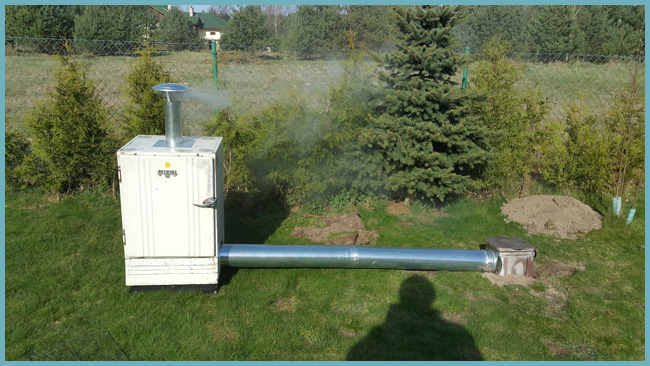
[119,155,217,258]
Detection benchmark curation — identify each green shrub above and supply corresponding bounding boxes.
[122,40,172,140]
[472,37,548,196]
[4,131,32,189]
[22,46,118,194]
[563,103,613,194]
[535,62,644,197]
[204,107,261,195]
[607,62,645,197]
[248,94,327,205]
[533,118,570,189]
[207,58,375,207]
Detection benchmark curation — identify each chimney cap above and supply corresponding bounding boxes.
[153,83,191,102]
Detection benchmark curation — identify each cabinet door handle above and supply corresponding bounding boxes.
[193,197,217,208]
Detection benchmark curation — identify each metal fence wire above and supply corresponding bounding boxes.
[5,37,645,137]
[26,330,129,361]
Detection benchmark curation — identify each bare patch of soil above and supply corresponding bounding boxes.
[386,202,411,215]
[483,260,583,287]
[532,285,569,319]
[533,262,585,278]
[338,329,362,338]
[323,213,366,233]
[501,195,601,239]
[327,233,358,246]
[291,213,378,245]
[544,341,596,359]
[356,230,379,245]
[273,296,297,312]
[481,273,536,287]
[291,227,328,243]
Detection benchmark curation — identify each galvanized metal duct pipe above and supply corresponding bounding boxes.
[163,100,183,146]
[152,83,191,147]
[220,244,499,272]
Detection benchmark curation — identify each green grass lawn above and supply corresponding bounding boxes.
[4,189,645,361]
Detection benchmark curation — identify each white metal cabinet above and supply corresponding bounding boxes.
[117,135,224,286]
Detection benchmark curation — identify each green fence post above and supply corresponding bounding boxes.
[211,40,218,115]
[462,46,470,89]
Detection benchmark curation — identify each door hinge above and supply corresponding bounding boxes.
[122,229,126,246]
[117,167,122,183]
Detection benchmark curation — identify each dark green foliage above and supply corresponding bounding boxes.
[472,38,548,195]
[73,6,144,41]
[453,5,644,56]
[122,40,172,139]
[358,6,489,202]
[454,6,527,52]
[283,6,344,51]
[533,118,570,189]
[525,6,584,54]
[220,6,273,48]
[4,132,32,189]
[604,5,645,56]
[5,5,79,39]
[22,47,118,194]
[563,104,612,194]
[576,5,614,55]
[156,7,201,44]
[343,6,395,51]
[204,108,261,195]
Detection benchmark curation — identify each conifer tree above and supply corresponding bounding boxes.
[24,44,116,194]
[220,5,272,48]
[73,5,143,41]
[122,40,172,139]
[157,7,201,44]
[358,5,488,201]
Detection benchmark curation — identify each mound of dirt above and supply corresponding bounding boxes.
[291,213,378,245]
[501,195,601,239]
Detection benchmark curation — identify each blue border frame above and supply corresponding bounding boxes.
[2,2,647,365]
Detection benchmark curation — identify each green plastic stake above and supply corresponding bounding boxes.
[462,46,470,89]
[211,40,218,115]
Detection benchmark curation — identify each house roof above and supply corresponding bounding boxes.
[149,5,227,29]
[196,13,228,29]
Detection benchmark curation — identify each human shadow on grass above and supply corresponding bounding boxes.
[346,275,483,361]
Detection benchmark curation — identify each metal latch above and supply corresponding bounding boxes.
[194,197,217,209]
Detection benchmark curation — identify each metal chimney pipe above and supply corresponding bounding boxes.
[220,244,499,272]
[153,83,191,147]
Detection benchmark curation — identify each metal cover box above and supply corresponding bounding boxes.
[117,135,224,286]
[485,236,536,277]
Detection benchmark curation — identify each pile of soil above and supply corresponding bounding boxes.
[386,202,411,215]
[291,213,379,246]
[501,195,601,239]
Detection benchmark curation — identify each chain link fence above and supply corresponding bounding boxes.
[5,37,645,137]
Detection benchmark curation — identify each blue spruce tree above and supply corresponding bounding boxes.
[358,5,488,201]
